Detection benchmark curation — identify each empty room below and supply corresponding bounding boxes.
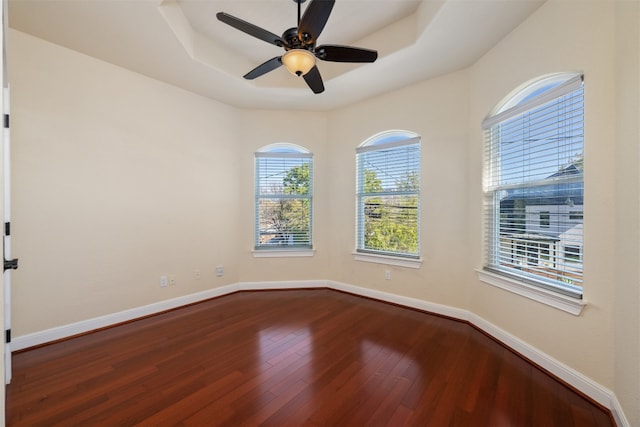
[0,0,638,425]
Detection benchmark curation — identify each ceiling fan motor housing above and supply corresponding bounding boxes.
[283,27,313,50]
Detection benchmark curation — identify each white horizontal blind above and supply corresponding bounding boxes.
[356,137,420,258]
[483,76,584,297]
[255,151,313,249]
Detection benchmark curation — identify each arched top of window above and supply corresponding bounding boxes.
[256,143,311,154]
[359,130,420,149]
[357,131,420,155]
[485,72,583,127]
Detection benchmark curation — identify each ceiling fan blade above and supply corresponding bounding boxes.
[217,12,286,47]
[298,0,335,45]
[315,45,378,63]
[303,65,325,94]
[243,57,283,80]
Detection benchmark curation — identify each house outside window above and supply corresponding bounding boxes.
[356,131,421,259]
[482,73,584,298]
[255,144,313,250]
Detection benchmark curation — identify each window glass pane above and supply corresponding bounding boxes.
[257,198,311,246]
[356,133,420,258]
[539,211,550,228]
[255,147,312,249]
[564,245,581,261]
[484,75,584,297]
[569,210,583,221]
[256,158,310,196]
[361,195,419,255]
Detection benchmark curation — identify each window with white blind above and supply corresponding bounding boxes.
[255,144,313,251]
[356,132,421,260]
[482,73,584,300]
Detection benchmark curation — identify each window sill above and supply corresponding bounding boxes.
[475,269,586,316]
[353,252,422,269]
[252,249,315,258]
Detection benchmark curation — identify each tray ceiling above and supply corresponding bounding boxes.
[8,0,545,111]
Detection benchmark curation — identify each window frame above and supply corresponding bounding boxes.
[354,131,422,267]
[253,144,314,257]
[478,73,586,314]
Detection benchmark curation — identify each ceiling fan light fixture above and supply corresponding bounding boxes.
[282,49,316,76]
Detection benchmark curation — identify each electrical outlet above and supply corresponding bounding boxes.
[384,270,391,280]
[169,275,176,286]
[216,265,224,277]
[160,276,168,287]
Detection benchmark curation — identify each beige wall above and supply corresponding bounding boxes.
[468,0,617,386]
[466,0,638,422]
[614,1,640,424]
[9,30,336,336]
[326,69,471,310]
[235,109,331,283]
[7,0,639,423]
[326,3,638,422]
[10,30,243,334]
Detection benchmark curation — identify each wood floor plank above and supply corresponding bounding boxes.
[6,289,614,426]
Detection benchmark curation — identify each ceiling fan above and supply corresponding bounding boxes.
[216,0,378,94]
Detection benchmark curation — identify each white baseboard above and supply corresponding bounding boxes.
[11,280,628,426]
[470,312,610,402]
[610,395,631,427]
[12,283,241,351]
[237,280,328,291]
[327,280,470,320]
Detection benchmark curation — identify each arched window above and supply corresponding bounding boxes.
[356,131,421,259]
[482,73,584,299]
[255,143,313,250]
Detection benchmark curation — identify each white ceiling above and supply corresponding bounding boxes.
[8,0,545,111]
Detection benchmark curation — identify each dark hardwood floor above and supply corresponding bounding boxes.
[6,289,613,426]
